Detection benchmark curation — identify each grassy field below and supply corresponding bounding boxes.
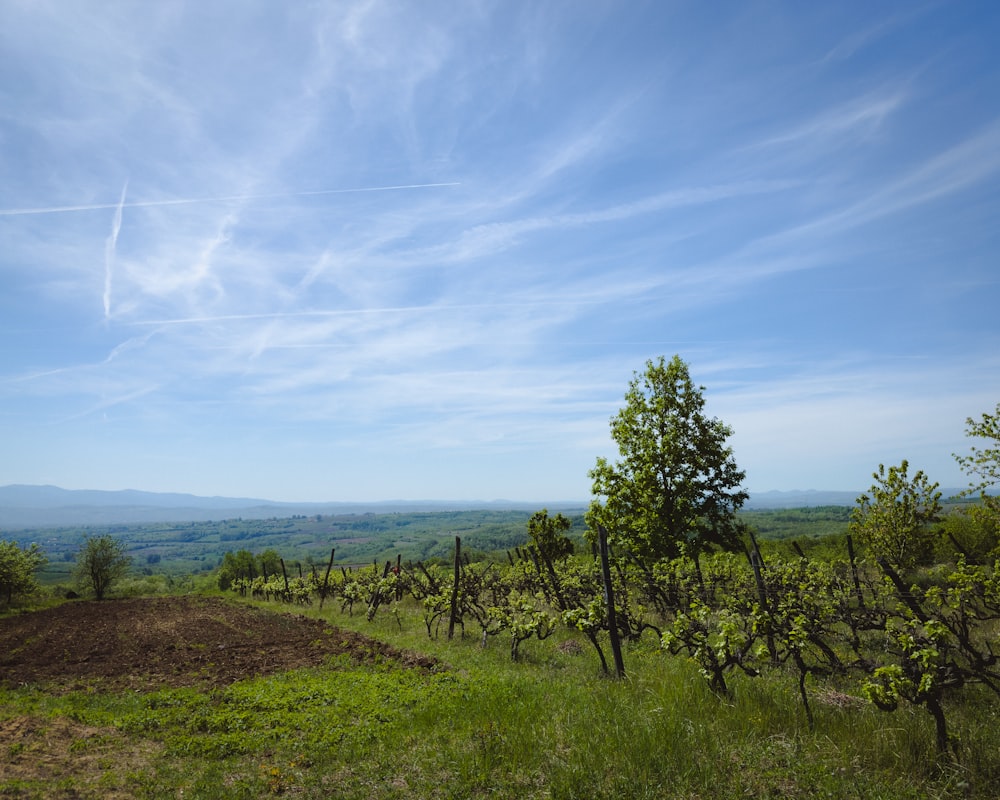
[3,588,998,799]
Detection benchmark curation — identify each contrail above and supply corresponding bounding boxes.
[125,299,600,327]
[0,182,460,217]
[103,181,127,321]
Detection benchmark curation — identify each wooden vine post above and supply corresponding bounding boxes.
[598,525,626,679]
[749,549,777,665]
[319,548,335,609]
[448,536,462,640]
[279,558,290,598]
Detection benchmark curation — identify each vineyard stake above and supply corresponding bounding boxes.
[448,536,461,640]
[319,548,335,609]
[598,525,626,679]
[280,559,290,600]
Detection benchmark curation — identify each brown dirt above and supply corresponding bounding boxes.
[0,714,162,799]
[0,595,438,692]
[0,597,440,797]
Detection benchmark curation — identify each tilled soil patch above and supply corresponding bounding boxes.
[0,595,438,692]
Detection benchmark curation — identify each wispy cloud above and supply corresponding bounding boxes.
[821,7,929,64]
[711,353,1000,491]
[0,183,461,217]
[746,90,907,151]
[434,181,798,264]
[1,2,997,501]
[3,333,158,386]
[856,118,1000,217]
[103,181,127,321]
[681,115,1000,298]
[751,118,1000,251]
[55,384,161,425]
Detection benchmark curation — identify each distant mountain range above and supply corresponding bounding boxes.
[0,485,586,528]
[0,484,967,529]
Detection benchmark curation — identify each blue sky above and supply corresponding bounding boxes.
[1,1,998,503]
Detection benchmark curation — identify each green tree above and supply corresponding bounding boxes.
[850,460,942,570]
[257,548,282,578]
[527,509,574,563]
[74,535,131,600]
[217,548,257,590]
[587,355,748,565]
[954,402,1000,525]
[0,540,47,606]
[937,507,998,563]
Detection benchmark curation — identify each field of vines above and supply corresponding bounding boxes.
[227,532,1000,766]
[6,528,1000,798]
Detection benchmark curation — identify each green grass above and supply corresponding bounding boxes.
[2,593,999,799]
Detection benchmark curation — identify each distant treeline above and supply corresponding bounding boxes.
[739,506,852,540]
[27,500,986,585]
[12,509,590,582]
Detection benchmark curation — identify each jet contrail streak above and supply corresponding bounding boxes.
[0,182,460,217]
[125,298,600,327]
[103,181,128,320]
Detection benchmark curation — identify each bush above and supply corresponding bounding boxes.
[0,540,46,606]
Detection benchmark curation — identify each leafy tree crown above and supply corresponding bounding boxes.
[587,355,747,564]
[954,403,1000,525]
[850,460,942,570]
[74,534,131,601]
[527,509,574,563]
[0,540,46,606]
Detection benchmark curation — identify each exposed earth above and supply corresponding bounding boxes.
[0,596,439,798]
[0,595,437,691]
